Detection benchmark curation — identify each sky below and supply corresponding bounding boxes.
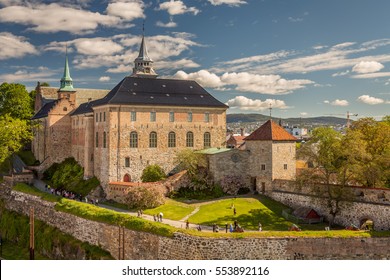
[1,0,390,119]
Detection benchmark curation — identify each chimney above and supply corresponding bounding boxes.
[240,128,244,136]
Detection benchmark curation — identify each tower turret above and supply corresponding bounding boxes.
[59,48,76,92]
[131,32,158,78]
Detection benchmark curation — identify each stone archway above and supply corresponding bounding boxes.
[360,217,374,231]
[123,174,131,182]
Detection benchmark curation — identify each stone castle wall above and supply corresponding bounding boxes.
[2,187,390,260]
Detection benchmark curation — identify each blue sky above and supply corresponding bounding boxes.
[1,0,390,119]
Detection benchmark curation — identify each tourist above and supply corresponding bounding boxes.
[225,223,228,233]
[233,207,236,215]
[159,212,163,222]
[95,199,99,205]
[215,225,219,233]
[153,214,157,222]
[229,224,233,233]
[186,220,189,229]
[197,225,202,231]
[258,222,262,231]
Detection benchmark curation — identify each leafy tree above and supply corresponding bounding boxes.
[0,115,32,165]
[0,82,33,120]
[174,149,207,178]
[141,164,166,182]
[125,186,165,209]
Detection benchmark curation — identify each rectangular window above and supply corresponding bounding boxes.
[187,112,192,122]
[99,112,102,122]
[131,111,137,122]
[103,132,107,148]
[95,113,98,122]
[103,112,106,122]
[95,132,98,148]
[169,111,175,122]
[125,157,130,167]
[204,112,210,123]
[261,164,266,171]
[284,164,288,170]
[150,111,156,122]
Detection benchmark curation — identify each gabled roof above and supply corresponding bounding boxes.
[244,120,297,141]
[90,76,228,109]
[31,100,57,120]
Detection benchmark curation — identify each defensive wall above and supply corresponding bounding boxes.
[1,185,389,260]
[270,180,390,231]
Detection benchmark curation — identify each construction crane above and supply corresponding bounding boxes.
[326,111,358,128]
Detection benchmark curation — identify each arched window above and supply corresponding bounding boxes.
[130,131,138,148]
[204,132,211,148]
[186,131,194,147]
[103,132,107,148]
[149,131,157,148]
[168,132,176,148]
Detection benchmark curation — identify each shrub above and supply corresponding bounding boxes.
[125,186,165,209]
[220,175,245,195]
[169,182,225,200]
[141,164,166,182]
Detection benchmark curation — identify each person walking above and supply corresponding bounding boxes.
[159,212,163,222]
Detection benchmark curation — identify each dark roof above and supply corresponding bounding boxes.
[244,120,297,141]
[70,100,95,116]
[31,100,57,120]
[92,76,228,108]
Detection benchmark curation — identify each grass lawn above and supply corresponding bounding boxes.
[189,197,292,231]
[144,199,196,221]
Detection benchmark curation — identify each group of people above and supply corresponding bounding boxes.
[153,212,163,222]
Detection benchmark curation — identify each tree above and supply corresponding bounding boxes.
[0,115,33,164]
[174,149,207,178]
[125,186,165,209]
[141,164,166,182]
[0,83,33,120]
[297,127,353,226]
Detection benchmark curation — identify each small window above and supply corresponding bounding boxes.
[169,111,175,122]
[168,132,176,148]
[284,164,288,170]
[95,113,98,122]
[130,131,138,148]
[186,131,194,147]
[204,132,211,148]
[149,131,157,148]
[95,132,99,148]
[150,111,156,122]
[261,164,266,171]
[103,112,106,122]
[100,112,102,122]
[103,132,107,148]
[125,157,130,168]
[131,111,136,122]
[204,112,210,123]
[63,107,67,112]
[90,154,94,162]
[187,112,193,122]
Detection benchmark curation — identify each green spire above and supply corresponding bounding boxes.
[59,47,75,92]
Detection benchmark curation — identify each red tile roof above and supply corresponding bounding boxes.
[244,120,297,141]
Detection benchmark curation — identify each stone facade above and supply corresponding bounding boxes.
[2,187,390,260]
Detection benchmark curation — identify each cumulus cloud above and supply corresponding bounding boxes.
[329,99,349,106]
[300,112,308,116]
[332,70,350,77]
[0,68,57,82]
[352,61,384,74]
[226,96,288,111]
[106,0,144,21]
[0,2,144,34]
[158,1,200,16]
[357,95,387,105]
[351,72,390,79]
[0,32,38,60]
[208,0,247,6]
[99,76,111,82]
[174,70,313,95]
[156,20,177,28]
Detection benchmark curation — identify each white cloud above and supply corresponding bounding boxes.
[352,72,390,79]
[0,3,120,34]
[158,1,200,16]
[174,70,313,95]
[0,68,57,82]
[106,0,144,21]
[330,99,349,106]
[332,70,350,77]
[174,70,223,88]
[352,61,384,74]
[357,95,386,105]
[99,76,111,82]
[208,0,247,7]
[156,20,177,28]
[156,58,200,70]
[0,32,38,60]
[323,100,330,104]
[288,17,303,22]
[226,96,288,111]
[300,112,308,116]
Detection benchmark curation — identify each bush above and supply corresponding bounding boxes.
[141,164,166,182]
[220,175,245,195]
[125,186,165,209]
[169,182,225,200]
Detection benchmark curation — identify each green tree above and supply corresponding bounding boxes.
[0,83,33,120]
[141,164,166,182]
[125,186,165,209]
[0,115,33,164]
[174,149,207,178]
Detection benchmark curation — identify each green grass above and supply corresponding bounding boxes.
[55,199,176,237]
[189,197,293,230]
[0,240,49,260]
[143,199,196,220]
[12,183,60,202]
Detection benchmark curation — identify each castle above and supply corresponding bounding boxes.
[32,34,297,194]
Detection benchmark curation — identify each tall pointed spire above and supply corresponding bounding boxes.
[59,45,75,92]
[131,22,158,78]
